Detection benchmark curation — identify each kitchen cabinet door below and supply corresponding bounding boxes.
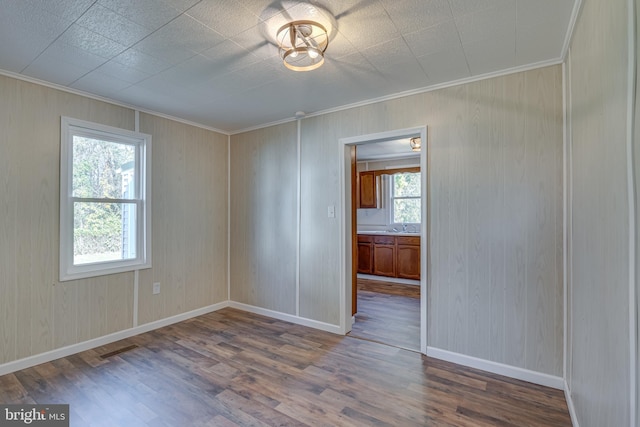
[358,171,376,208]
[396,236,420,279]
[396,244,420,279]
[373,244,395,277]
[357,242,373,274]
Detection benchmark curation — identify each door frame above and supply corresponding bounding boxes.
[338,126,428,354]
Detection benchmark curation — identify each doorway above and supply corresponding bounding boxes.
[339,126,428,354]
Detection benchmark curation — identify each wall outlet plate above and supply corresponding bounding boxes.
[153,282,160,295]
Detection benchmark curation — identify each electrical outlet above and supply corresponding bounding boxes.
[153,282,160,295]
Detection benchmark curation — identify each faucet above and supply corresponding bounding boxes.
[402,223,407,232]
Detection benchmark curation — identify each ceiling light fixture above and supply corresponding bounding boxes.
[277,20,329,71]
[410,137,422,152]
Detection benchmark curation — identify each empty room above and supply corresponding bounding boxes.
[0,1,637,426]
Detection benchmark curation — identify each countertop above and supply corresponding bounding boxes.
[357,230,421,237]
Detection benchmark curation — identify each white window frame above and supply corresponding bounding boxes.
[390,171,421,226]
[60,117,152,281]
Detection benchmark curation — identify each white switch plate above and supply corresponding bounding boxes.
[153,282,160,295]
[328,205,335,218]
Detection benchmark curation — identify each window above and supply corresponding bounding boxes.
[391,172,421,224]
[60,117,151,281]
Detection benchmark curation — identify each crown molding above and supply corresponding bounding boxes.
[0,68,230,136]
[230,58,565,135]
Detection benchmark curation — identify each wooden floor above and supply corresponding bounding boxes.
[0,308,571,426]
[349,278,420,351]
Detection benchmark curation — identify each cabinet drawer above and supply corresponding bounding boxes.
[396,236,420,246]
[373,235,395,245]
[357,234,374,243]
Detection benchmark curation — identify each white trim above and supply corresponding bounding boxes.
[562,60,569,384]
[561,0,583,62]
[0,301,230,377]
[426,347,565,390]
[227,135,231,301]
[626,0,638,425]
[342,127,427,146]
[566,46,575,404]
[59,116,152,281]
[231,59,563,135]
[0,59,563,137]
[231,115,299,135]
[420,127,428,355]
[296,118,302,317]
[0,68,229,136]
[564,380,580,427]
[228,301,343,335]
[339,126,428,353]
[338,140,349,334]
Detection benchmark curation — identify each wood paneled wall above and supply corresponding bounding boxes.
[233,66,564,377]
[298,115,348,324]
[566,0,633,425]
[0,75,228,366]
[137,113,228,325]
[229,123,297,314]
[314,66,563,375]
[427,69,563,374]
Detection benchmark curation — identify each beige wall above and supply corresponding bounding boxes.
[137,113,229,325]
[0,75,228,366]
[231,65,564,376]
[229,123,298,314]
[566,0,634,425]
[427,67,563,372]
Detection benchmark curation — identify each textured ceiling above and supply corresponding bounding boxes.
[0,0,577,133]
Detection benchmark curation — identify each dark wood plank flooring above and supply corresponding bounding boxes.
[349,278,420,351]
[0,308,571,426]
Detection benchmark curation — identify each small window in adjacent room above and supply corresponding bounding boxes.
[60,117,151,281]
[391,172,421,224]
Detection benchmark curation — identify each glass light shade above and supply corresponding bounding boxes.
[410,137,422,151]
[277,20,328,71]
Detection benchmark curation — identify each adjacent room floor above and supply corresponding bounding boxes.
[349,278,421,351]
[0,308,571,426]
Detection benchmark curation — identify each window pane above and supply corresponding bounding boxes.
[73,136,136,199]
[393,172,420,197]
[73,202,137,265]
[393,199,421,224]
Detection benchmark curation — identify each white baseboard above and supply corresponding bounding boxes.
[228,301,344,334]
[564,380,580,427]
[426,347,564,390]
[0,301,230,377]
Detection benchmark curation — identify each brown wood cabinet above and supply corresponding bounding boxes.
[357,235,373,274]
[358,171,377,208]
[357,234,420,279]
[396,236,421,280]
[372,235,396,277]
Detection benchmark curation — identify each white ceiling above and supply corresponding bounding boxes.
[357,138,421,161]
[0,0,577,133]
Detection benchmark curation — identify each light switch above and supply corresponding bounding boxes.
[327,205,335,218]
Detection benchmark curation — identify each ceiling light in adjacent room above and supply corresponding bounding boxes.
[410,137,422,152]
